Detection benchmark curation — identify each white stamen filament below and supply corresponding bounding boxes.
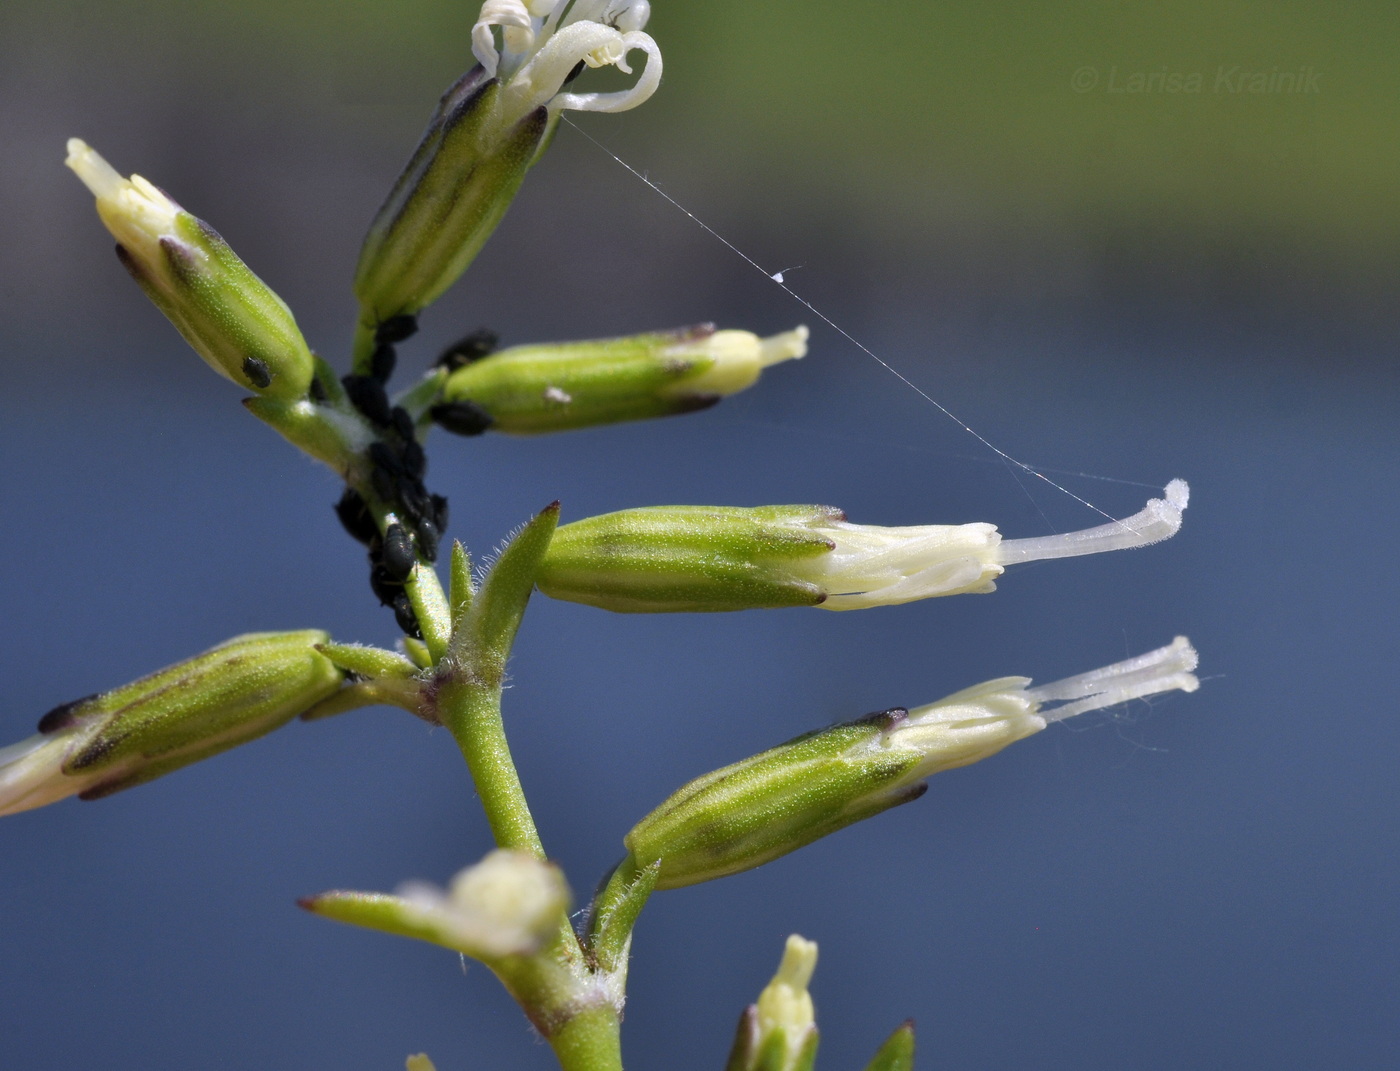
[1028,635,1200,722]
[868,638,1200,781]
[996,479,1189,564]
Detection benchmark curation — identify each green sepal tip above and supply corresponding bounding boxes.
[862,1021,916,1071]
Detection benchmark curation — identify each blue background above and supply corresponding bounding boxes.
[1,3,1396,1069]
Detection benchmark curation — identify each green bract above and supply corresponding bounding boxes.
[537,504,841,613]
[65,141,317,402]
[0,631,343,815]
[435,325,808,434]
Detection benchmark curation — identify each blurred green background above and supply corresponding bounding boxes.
[3,0,1397,338]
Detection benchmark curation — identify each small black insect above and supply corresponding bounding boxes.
[430,400,495,436]
[342,374,393,426]
[369,343,397,383]
[391,592,423,639]
[397,481,432,526]
[401,439,427,480]
[382,523,416,581]
[370,466,398,505]
[334,488,379,545]
[435,328,500,371]
[375,314,419,345]
[430,493,450,532]
[242,356,272,390]
[369,563,401,606]
[390,406,416,442]
[416,517,441,563]
[368,441,404,477]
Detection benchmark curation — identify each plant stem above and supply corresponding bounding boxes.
[437,679,544,857]
[548,1004,625,1071]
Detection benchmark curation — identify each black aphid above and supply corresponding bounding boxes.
[242,356,272,389]
[343,374,393,426]
[334,488,378,545]
[382,523,416,581]
[430,400,494,436]
[375,314,418,345]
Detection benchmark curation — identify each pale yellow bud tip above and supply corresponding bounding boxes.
[756,934,818,1045]
[405,1055,437,1071]
[65,138,125,199]
[759,326,809,368]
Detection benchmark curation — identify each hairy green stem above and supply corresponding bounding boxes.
[547,1004,625,1071]
[437,680,544,857]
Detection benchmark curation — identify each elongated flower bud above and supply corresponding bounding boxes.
[0,631,343,816]
[352,0,663,365]
[539,482,1189,613]
[625,639,1200,889]
[302,849,570,962]
[434,325,807,435]
[65,140,317,401]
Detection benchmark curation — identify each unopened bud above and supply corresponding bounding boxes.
[0,631,343,816]
[65,140,317,401]
[625,639,1200,888]
[727,935,821,1071]
[434,325,807,435]
[539,482,1188,613]
[303,849,570,962]
[539,504,840,612]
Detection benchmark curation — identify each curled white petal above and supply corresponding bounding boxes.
[553,30,662,113]
[473,0,536,77]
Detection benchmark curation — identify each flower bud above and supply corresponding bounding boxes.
[754,936,820,1071]
[624,639,1200,889]
[351,3,664,364]
[539,505,842,612]
[65,140,317,401]
[351,74,549,364]
[0,631,343,816]
[539,481,1188,613]
[434,325,807,435]
[302,849,570,962]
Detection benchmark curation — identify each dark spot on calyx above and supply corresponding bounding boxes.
[242,356,272,389]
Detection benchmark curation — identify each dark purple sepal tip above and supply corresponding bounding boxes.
[37,694,98,734]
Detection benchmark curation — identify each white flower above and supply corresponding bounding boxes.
[394,850,570,959]
[798,479,1190,610]
[471,0,661,116]
[0,733,90,817]
[870,636,1202,778]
